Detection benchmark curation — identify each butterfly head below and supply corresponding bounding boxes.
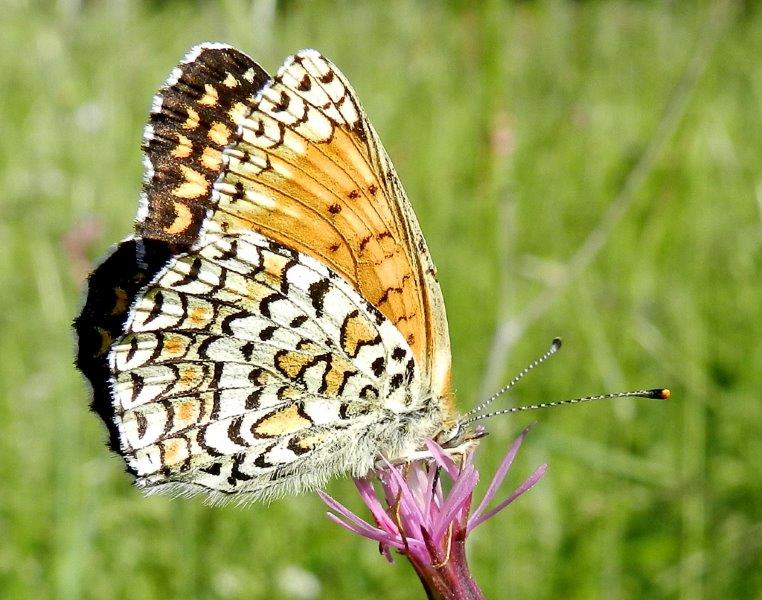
[435,421,488,453]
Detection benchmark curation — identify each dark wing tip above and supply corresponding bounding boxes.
[137,45,270,246]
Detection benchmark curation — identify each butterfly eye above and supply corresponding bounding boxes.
[436,422,468,449]
[435,424,459,445]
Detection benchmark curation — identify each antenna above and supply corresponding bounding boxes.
[460,388,670,427]
[464,337,563,418]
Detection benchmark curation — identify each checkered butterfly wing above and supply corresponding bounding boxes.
[110,231,425,500]
[76,45,453,501]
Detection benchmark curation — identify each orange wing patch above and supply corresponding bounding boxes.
[253,405,312,437]
[274,349,317,381]
[161,333,190,358]
[161,437,189,467]
[340,310,380,358]
[209,51,449,392]
[178,364,205,388]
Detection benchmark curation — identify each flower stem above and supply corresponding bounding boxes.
[408,529,484,600]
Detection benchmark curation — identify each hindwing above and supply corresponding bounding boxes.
[108,231,434,500]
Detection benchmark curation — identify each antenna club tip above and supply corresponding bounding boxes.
[659,388,671,399]
[551,337,562,350]
[648,388,670,399]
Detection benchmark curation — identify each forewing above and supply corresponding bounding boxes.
[108,232,422,500]
[207,50,453,409]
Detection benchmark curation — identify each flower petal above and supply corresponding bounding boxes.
[422,462,441,518]
[379,542,395,564]
[468,463,548,532]
[470,424,533,525]
[432,465,479,542]
[406,463,429,507]
[379,456,427,530]
[317,490,399,544]
[325,512,404,549]
[424,439,459,479]
[354,478,398,534]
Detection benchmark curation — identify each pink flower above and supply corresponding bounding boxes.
[318,425,547,599]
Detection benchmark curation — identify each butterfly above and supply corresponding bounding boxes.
[74,44,468,503]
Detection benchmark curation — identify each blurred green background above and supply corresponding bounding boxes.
[1,0,760,598]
